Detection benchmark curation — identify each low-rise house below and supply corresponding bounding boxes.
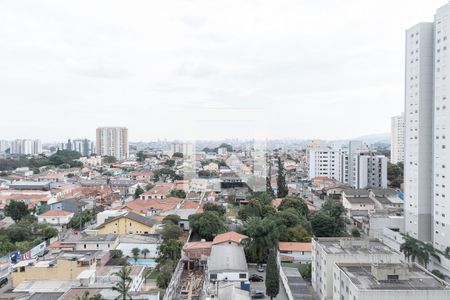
[37,210,74,226]
[96,211,156,235]
[140,183,173,200]
[208,243,248,282]
[44,198,92,214]
[117,234,160,258]
[342,189,375,217]
[278,242,312,264]
[70,234,119,251]
[183,241,212,270]
[8,181,50,191]
[11,251,102,287]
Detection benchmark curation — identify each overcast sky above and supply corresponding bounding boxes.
[0,0,445,142]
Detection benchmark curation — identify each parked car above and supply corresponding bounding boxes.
[257,263,265,272]
[249,274,264,282]
[251,291,265,299]
[0,277,8,288]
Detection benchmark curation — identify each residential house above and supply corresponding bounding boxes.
[37,210,74,226]
[278,242,312,264]
[96,211,156,235]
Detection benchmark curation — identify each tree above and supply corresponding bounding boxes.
[351,228,361,237]
[320,199,346,236]
[265,249,280,299]
[278,197,309,217]
[161,223,182,240]
[134,185,144,199]
[158,239,183,263]
[111,249,124,259]
[162,214,181,225]
[75,291,104,300]
[300,263,312,281]
[168,190,186,198]
[0,236,15,256]
[245,217,281,262]
[156,259,176,288]
[103,155,117,164]
[112,266,132,300]
[141,248,150,259]
[237,199,263,221]
[189,212,226,241]
[5,200,29,222]
[310,212,336,237]
[276,157,288,198]
[203,203,226,216]
[172,152,183,158]
[68,211,92,230]
[131,247,140,262]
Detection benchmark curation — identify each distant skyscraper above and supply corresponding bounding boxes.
[390,113,405,164]
[96,127,128,160]
[62,138,94,157]
[404,2,450,252]
[10,139,42,155]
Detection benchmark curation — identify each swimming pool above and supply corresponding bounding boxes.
[127,258,157,265]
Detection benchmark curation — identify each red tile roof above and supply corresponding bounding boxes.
[278,242,312,252]
[212,231,248,245]
[40,210,73,217]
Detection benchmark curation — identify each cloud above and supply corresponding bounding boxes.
[0,0,444,141]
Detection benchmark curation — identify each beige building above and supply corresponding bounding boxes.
[96,127,128,160]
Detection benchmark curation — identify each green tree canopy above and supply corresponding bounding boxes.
[276,157,288,198]
[112,266,132,300]
[189,212,226,241]
[278,197,309,217]
[265,249,280,299]
[162,214,181,225]
[203,203,226,216]
[161,223,183,241]
[5,200,30,222]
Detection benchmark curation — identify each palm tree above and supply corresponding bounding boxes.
[131,247,140,263]
[112,266,132,300]
[141,248,150,259]
[400,237,420,262]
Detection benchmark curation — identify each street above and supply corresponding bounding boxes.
[248,264,288,300]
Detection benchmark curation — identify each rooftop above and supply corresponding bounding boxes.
[315,238,399,256]
[338,263,450,291]
[345,197,374,204]
[208,243,248,273]
[279,242,312,252]
[39,210,73,217]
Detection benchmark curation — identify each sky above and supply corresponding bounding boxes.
[0,0,446,142]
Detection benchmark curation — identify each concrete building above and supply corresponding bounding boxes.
[37,210,74,226]
[350,151,388,189]
[10,139,42,155]
[171,142,193,157]
[311,238,402,300]
[333,262,450,300]
[391,113,405,164]
[404,3,450,251]
[95,127,128,160]
[62,138,94,156]
[278,242,312,264]
[308,146,347,182]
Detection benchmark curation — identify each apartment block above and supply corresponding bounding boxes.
[311,238,402,300]
[391,113,405,164]
[404,2,450,251]
[96,127,128,160]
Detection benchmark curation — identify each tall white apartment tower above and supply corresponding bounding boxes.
[404,22,434,243]
[96,127,129,161]
[390,113,405,164]
[433,4,450,251]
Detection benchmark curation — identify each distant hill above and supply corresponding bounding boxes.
[355,133,390,145]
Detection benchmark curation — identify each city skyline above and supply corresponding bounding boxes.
[0,0,445,141]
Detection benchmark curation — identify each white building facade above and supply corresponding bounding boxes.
[405,2,450,251]
[96,127,129,160]
[391,113,405,164]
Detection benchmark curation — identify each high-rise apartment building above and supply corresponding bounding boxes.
[404,2,450,251]
[391,113,405,164]
[10,139,42,155]
[308,142,387,189]
[62,138,94,157]
[96,127,128,160]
